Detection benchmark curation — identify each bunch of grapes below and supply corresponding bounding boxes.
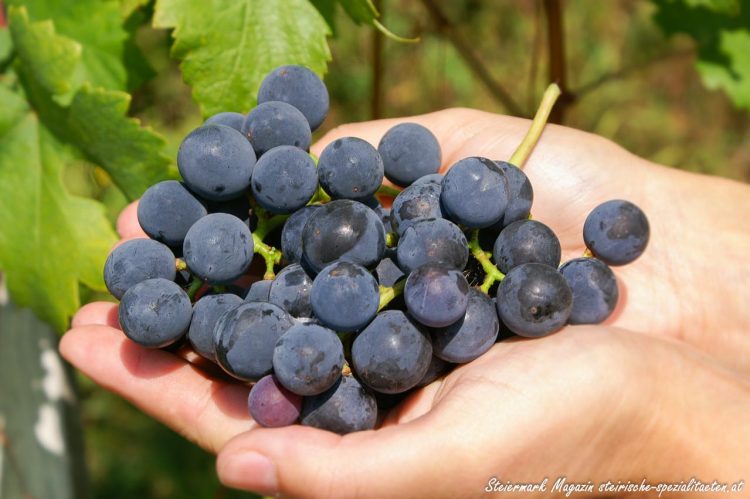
[104,65,650,434]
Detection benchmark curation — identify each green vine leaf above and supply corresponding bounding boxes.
[653,0,750,110]
[154,0,332,117]
[0,7,171,329]
[5,0,152,92]
[0,85,117,331]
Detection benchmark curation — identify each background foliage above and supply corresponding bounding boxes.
[0,0,748,498]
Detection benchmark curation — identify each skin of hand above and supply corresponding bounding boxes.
[60,108,750,498]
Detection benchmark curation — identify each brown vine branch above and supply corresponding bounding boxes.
[419,0,526,117]
[573,48,695,98]
[371,0,385,119]
[543,0,573,123]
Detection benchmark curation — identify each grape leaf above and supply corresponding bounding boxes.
[0,7,170,329]
[10,6,170,200]
[5,0,152,92]
[0,85,117,331]
[153,0,332,117]
[652,0,750,110]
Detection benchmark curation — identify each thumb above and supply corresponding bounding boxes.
[215,410,476,498]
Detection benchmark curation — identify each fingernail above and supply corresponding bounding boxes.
[219,451,278,495]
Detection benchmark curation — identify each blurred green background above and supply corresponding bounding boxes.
[4,0,750,498]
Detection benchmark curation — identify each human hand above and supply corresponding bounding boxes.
[61,108,750,496]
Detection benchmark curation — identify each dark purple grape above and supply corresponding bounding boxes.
[415,355,452,387]
[441,157,509,228]
[352,310,433,394]
[248,374,302,428]
[390,182,443,235]
[213,302,295,381]
[104,238,176,300]
[268,264,313,318]
[396,218,468,274]
[281,205,320,264]
[431,288,498,363]
[404,265,469,328]
[273,323,344,396]
[583,199,649,265]
[119,278,192,349]
[378,123,441,187]
[301,200,386,273]
[495,263,572,337]
[251,146,318,214]
[310,261,380,332]
[242,101,311,156]
[244,279,273,302]
[300,376,377,434]
[493,219,561,273]
[257,65,329,131]
[183,213,253,284]
[205,112,245,132]
[493,161,533,227]
[317,137,384,201]
[177,124,256,201]
[559,257,619,324]
[137,180,207,247]
[187,293,243,362]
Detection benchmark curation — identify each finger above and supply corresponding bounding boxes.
[60,325,253,452]
[71,302,120,329]
[216,407,476,498]
[117,201,147,239]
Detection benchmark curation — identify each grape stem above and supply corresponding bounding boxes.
[508,83,562,168]
[378,279,406,311]
[175,258,187,272]
[376,184,402,197]
[310,186,332,204]
[582,248,593,258]
[251,206,288,280]
[468,229,505,294]
[386,232,399,247]
[186,279,203,301]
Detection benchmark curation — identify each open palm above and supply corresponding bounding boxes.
[61,109,750,497]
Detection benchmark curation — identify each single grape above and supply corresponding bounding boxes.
[351,310,433,394]
[213,302,295,381]
[251,146,318,214]
[244,279,273,302]
[300,376,377,434]
[415,355,451,387]
[559,257,619,324]
[248,374,303,428]
[376,257,405,287]
[187,293,243,362]
[431,288,498,363]
[257,65,329,131]
[137,180,207,247]
[183,213,253,284]
[310,261,380,331]
[493,161,533,227]
[441,157,509,228]
[583,199,649,265]
[378,123,442,187]
[177,124,256,201]
[118,278,192,348]
[281,205,320,264]
[390,182,443,235]
[205,112,245,132]
[412,173,444,186]
[301,199,386,274]
[493,219,562,273]
[317,137,384,200]
[273,323,344,396]
[496,262,572,337]
[241,101,311,156]
[404,265,469,328]
[268,264,313,318]
[104,238,176,300]
[396,218,468,274]
[361,196,391,228]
